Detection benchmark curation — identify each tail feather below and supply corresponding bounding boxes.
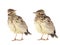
[50,30,58,38]
[24,29,31,35]
[54,34,58,38]
[50,34,58,38]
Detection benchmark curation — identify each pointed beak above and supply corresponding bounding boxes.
[33,12,36,14]
[13,10,16,11]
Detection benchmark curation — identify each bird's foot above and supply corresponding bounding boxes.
[38,38,48,40]
[21,38,23,40]
[16,39,23,41]
[12,38,16,41]
[12,38,23,41]
[16,38,23,41]
[38,38,46,40]
[44,38,49,40]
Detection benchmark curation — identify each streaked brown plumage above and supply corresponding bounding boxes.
[8,9,31,41]
[34,9,58,40]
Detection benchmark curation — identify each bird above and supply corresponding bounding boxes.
[8,9,31,41]
[33,9,58,40]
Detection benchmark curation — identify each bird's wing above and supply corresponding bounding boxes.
[13,15,28,30]
[37,16,55,34]
[43,16,55,32]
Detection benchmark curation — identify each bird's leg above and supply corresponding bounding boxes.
[38,34,48,40]
[45,35,49,40]
[40,35,43,40]
[40,35,47,40]
[21,33,23,40]
[42,34,49,40]
[12,34,17,41]
[38,35,43,40]
[16,33,23,41]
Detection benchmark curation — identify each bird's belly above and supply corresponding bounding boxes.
[13,22,27,33]
[15,25,27,33]
[8,22,16,33]
[34,22,42,33]
[8,22,27,34]
[35,22,54,34]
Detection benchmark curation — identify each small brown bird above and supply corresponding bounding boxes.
[8,9,31,41]
[34,9,58,40]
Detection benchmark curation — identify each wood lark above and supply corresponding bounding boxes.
[8,9,31,41]
[34,9,58,40]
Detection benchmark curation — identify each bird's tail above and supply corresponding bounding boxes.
[50,33,58,38]
[24,29,31,35]
[50,30,58,38]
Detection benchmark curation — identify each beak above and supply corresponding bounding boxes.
[33,12,36,14]
[14,10,16,11]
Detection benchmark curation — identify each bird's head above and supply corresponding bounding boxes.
[33,9,45,16]
[8,9,16,16]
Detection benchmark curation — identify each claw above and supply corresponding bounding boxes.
[12,38,16,41]
[38,38,48,40]
[12,38,23,41]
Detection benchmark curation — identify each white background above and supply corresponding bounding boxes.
[0,0,60,45]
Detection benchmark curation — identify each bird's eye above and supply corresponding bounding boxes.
[48,20,50,22]
[21,20,23,22]
[16,20,18,22]
[17,18,19,20]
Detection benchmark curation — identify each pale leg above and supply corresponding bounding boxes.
[45,35,49,40]
[12,34,17,41]
[16,33,23,41]
[38,34,49,40]
[38,34,43,40]
[21,34,23,40]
